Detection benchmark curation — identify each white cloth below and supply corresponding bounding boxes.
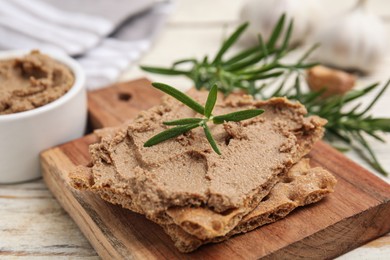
[0,0,173,89]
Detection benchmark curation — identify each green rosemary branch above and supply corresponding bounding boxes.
[141,14,317,96]
[140,15,390,176]
[144,83,264,154]
[258,69,390,176]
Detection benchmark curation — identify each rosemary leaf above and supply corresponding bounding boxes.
[205,85,218,118]
[241,63,278,75]
[224,52,268,72]
[353,131,388,175]
[224,45,260,66]
[366,118,390,132]
[301,88,326,104]
[203,123,221,155]
[346,103,363,115]
[270,77,287,97]
[281,62,320,69]
[140,66,189,76]
[258,34,268,59]
[164,118,203,126]
[343,83,379,103]
[213,109,264,124]
[297,43,320,64]
[276,20,293,58]
[212,22,249,65]
[366,131,387,143]
[357,79,390,116]
[333,145,350,153]
[152,82,205,115]
[246,71,284,81]
[144,123,199,147]
[267,14,286,50]
[173,59,197,67]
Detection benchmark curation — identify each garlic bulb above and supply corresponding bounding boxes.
[239,0,321,47]
[312,0,387,73]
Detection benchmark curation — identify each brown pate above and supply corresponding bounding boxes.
[0,50,74,115]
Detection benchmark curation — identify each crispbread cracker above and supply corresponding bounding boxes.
[70,158,337,253]
[161,159,337,252]
[69,92,328,248]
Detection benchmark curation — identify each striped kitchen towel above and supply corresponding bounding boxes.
[0,0,173,89]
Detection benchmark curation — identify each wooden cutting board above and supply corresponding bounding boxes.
[41,78,390,259]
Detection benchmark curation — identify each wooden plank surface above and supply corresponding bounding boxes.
[41,79,390,259]
[87,78,163,129]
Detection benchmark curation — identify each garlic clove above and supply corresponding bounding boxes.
[239,0,321,47]
[306,65,356,97]
[312,1,387,73]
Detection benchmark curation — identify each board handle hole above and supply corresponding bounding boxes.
[118,92,132,102]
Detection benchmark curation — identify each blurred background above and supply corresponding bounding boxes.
[124,0,390,89]
[2,0,389,89]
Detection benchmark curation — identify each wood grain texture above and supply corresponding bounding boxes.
[0,180,98,258]
[40,79,390,259]
[88,78,162,128]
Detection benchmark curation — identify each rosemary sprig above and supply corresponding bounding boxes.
[144,83,264,154]
[141,15,390,176]
[141,14,317,96]
[264,76,390,176]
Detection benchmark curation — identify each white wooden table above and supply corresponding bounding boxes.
[1,0,389,259]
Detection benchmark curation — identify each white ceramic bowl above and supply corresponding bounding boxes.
[0,50,87,183]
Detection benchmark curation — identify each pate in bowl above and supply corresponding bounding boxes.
[0,50,87,183]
